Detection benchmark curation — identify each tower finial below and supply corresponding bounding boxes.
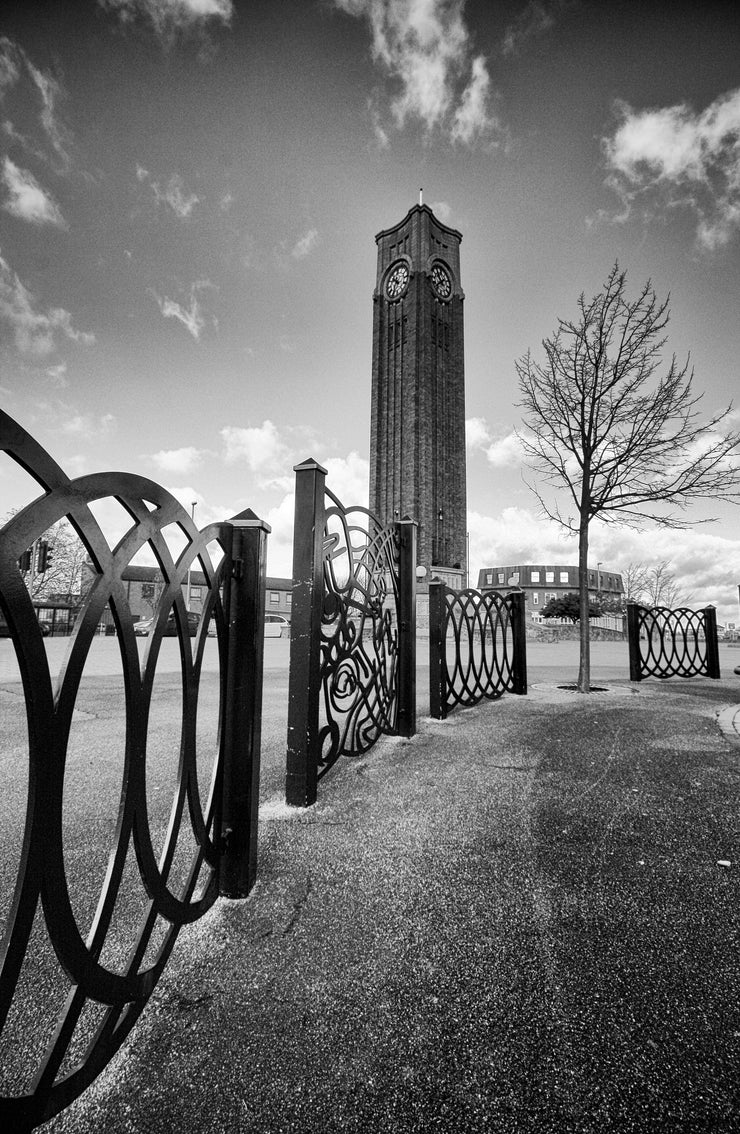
[419,187,423,206]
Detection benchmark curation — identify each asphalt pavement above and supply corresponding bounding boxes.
[37,662,740,1134]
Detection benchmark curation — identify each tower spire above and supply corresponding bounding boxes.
[419,187,423,206]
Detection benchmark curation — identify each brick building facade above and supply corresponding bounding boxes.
[478,563,624,624]
[369,202,467,588]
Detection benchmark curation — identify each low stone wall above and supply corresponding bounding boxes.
[526,624,625,643]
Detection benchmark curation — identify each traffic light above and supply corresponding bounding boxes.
[18,548,32,573]
[36,541,52,573]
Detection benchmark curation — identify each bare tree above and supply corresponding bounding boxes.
[642,561,688,609]
[516,263,740,692]
[10,515,88,604]
[622,561,650,605]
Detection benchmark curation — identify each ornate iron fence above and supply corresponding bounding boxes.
[626,602,720,681]
[0,411,268,1130]
[429,585,527,719]
[285,459,416,806]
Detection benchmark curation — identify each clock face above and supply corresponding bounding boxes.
[431,263,452,299]
[385,262,409,300]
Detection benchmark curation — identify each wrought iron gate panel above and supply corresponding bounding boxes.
[318,489,401,776]
[627,603,720,681]
[429,585,527,719]
[0,411,265,1129]
[285,459,416,806]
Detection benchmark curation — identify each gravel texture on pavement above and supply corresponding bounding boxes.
[41,677,740,1134]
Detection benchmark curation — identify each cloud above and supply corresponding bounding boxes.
[291,227,319,260]
[100,0,234,39]
[0,250,95,355]
[601,87,740,249]
[61,412,116,438]
[333,0,499,145]
[467,505,740,625]
[136,165,199,218]
[1,158,67,227]
[0,39,72,171]
[152,280,214,339]
[149,446,205,475]
[465,416,524,467]
[45,362,68,386]
[0,37,21,93]
[465,416,491,450]
[501,1,566,56]
[221,420,289,474]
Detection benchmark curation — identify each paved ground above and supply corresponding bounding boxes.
[34,668,740,1134]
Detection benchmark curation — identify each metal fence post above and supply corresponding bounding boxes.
[219,511,270,899]
[428,579,446,720]
[510,590,528,695]
[285,458,327,807]
[395,519,417,737]
[626,603,642,681]
[704,605,721,679]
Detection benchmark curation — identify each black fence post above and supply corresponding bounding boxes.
[219,511,270,899]
[428,579,446,720]
[704,606,721,679]
[285,458,327,807]
[626,602,643,681]
[395,519,417,737]
[510,590,528,695]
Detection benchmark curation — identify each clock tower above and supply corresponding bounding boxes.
[369,202,467,589]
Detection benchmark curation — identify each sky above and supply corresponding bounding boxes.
[1,0,740,623]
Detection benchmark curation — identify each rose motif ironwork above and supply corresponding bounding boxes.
[316,490,400,776]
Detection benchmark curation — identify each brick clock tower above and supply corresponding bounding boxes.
[369,201,467,591]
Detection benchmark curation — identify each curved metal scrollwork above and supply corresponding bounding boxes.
[317,490,400,776]
[628,604,720,680]
[0,411,230,1129]
[430,586,527,718]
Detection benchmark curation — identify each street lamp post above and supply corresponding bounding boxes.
[186,501,197,611]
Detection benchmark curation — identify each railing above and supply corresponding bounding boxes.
[0,411,268,1130]
[285,460,416,806]
[626,602,720,681]
[429,585,527,719]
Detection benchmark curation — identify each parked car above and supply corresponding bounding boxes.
[134,611,201,637]
[264,613,290,638]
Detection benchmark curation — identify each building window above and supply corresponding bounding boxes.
[532,592,539,605]
[486,573,493,585]
[546,571,554,583]
[190,586,202,599]
[530,570,540,582]
[270,592,279,605]
[286,593,292,607]
[497,573,505,584]
[559,571,569,583]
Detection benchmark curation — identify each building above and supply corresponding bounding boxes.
[477,563,624,624]
[369,200,467,590]
[89,565,293,629]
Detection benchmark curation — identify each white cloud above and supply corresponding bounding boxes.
[221,420,289,474]
[501,1,562,56]
[291,227,319,260]
[152,280,214,339]
[45,362,68,386]
[61,412,116,438]
[323,451,370,510]
[0,37,21,93]
[100,0,234,38]
[333,0,499,145]
[136,165,199,218]
[150,446,205,475]
[602,87,740,249]
[465,416,491,450]
[466,417,525,467]
[1,158,67,227]
[0,250,95,355]
[467,505,740,625]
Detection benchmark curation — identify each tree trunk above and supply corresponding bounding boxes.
[577,520,591,693]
